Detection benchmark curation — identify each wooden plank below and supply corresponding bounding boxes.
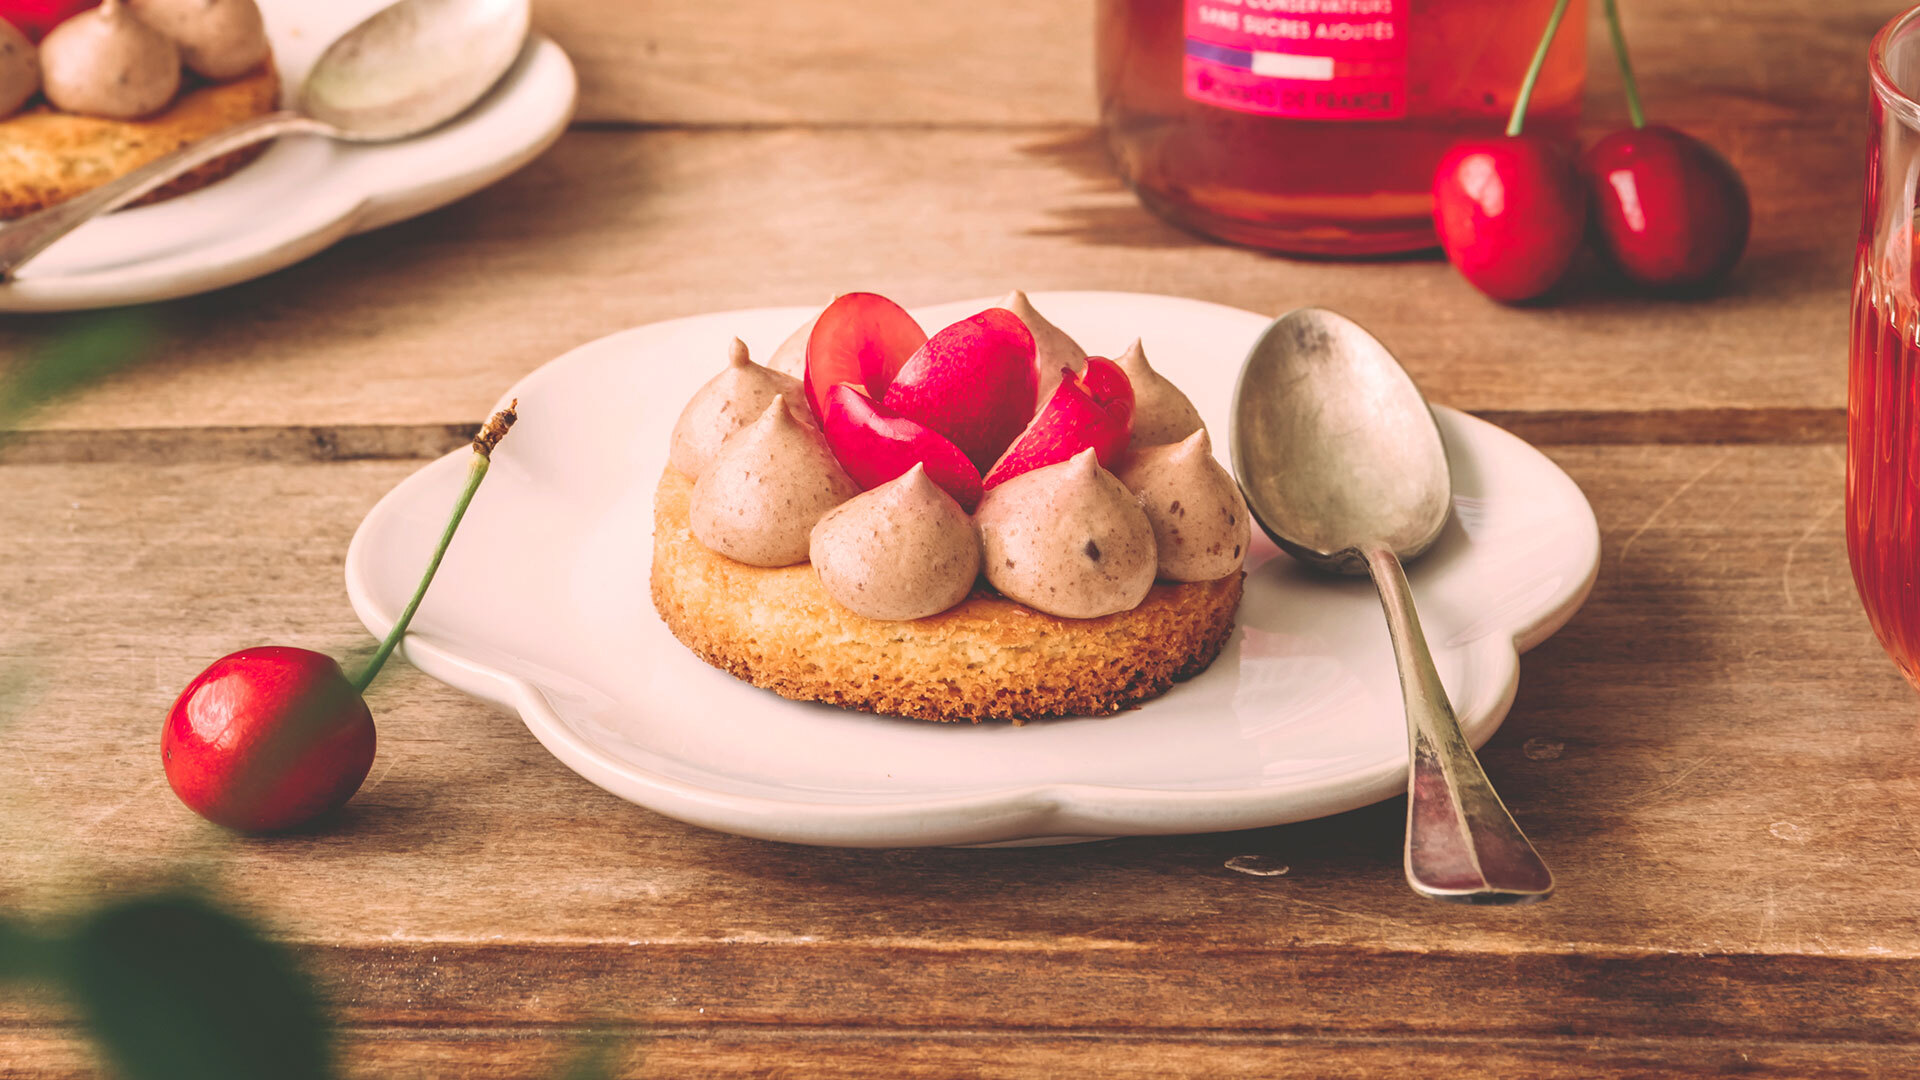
[533,0,1880,126]
[0,406,1853,469]
[0,114,1857,437]
[2,443,1915,1044]
[4,1026,1917,1080]
[537,0,1098,126]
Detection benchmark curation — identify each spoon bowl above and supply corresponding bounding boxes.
[1231,309,1451,573]
[303,0,530,140]
[1230,307,1554,905]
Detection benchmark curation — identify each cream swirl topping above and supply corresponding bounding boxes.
[690,394,860,567]
[130,0,268,80]
[810,463,981,620]
[0,20,38,119]
[766,305,825,379]
[1116,339,1204,447]
[1000,289,1086,408]
[1116,429,1248,582]
[39,0,180,120]
[669,338,810,478]
[975,448,1156,619]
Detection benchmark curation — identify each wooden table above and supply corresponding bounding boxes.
[4,1,1916,1075]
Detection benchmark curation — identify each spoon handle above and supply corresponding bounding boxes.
[1361,545,1554,904]
[0,110,332,282]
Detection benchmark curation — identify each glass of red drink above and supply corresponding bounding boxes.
[1851,6,1920,685]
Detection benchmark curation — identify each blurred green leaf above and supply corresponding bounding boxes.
[64,893,332,1080]
[0,309,160,433]
[555,1034,629,1080]
[0,915,63,981]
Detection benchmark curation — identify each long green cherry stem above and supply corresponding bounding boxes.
[351,401,518,694]
[1506,0,1576,137]
[1602,0,1647,128]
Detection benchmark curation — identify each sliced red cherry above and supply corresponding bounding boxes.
[802,292,927,423]
[1,0,95,41]
[1075,354,1134,431]
[882,308,1038,471]
[982,358,1132,491]
[822,384,984,513]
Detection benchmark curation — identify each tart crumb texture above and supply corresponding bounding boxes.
[0,65,277,220]
[651,469,1243,723]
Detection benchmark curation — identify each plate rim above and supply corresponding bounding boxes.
[345,293,1601,847]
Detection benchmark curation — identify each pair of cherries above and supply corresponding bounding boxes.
[1430,0,1749,302]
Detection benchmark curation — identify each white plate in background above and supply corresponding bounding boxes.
[0,0,576,312]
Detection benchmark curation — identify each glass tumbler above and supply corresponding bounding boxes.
[1849,5,1920,687]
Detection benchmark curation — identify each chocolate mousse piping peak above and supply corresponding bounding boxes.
[473,399,518,456]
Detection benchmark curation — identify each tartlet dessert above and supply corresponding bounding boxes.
[0,0,277,219]
[651,291,1250,723]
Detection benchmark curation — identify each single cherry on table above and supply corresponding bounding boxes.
[161,405,519,832]
[1430,0,1585,303]
[163,647,375,832]
[1432,135,1586,303]
[1580,0,1749,291]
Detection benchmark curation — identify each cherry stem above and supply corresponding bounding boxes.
[1506,0,1575,137]
[351,402,518,694]
[1602,0,1647,129]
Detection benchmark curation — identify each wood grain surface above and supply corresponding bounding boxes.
[4,0,1916,1075]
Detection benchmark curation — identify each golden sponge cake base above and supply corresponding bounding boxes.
[0,65,279,220]
[651,468,1243,723]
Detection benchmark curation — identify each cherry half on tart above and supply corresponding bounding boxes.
[801,292,926,422]
[821,384,984,513]
[982,356,1133,491]
[880,308,1039,471]
[0,0,96,42]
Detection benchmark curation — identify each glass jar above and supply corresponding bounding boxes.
[1096,0,1588,256]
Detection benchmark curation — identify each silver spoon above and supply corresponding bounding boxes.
[0,0,530,281]
[1230,307,1553,905]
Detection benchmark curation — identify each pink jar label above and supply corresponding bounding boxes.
[1183,0,1409,120]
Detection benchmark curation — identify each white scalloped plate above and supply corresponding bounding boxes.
[345,293,1599,847]
[0,0,576,312]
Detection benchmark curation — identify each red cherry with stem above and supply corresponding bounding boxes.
[821,384,984,512]
[0,0,96,41]
[1582,0,1749,291]
[162,648,375,832]
[882,308,1039,471]
[802,293,926,423]
[1430,0,1584,303]
[982,357,1133,490]
[161,405,519,833]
